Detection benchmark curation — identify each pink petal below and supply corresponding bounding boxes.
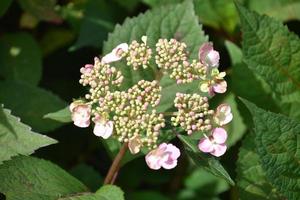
[212,128,227,144]
[101,43,128,63]
[93,121,113,139]
[210,144,227,157]
[198,42,219,67]
[207,50,220,67]
[198,42,213,64]
[198,137,214,153]
[213,80,227,93]
[161,159,178,170]
[71,104,91,128]
[214,104,233,126]
[145,152,162,170]
[165,144,181,160]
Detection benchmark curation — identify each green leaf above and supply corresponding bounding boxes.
[225,40,243,65]
[17,0,62,23]
[127,191,170,200]
[178,134,234,186]
[237,133,282,200]
[60,185,124,200]
[103,0,207,89]
[0,81,67,132]
[241,98,300,200]
[194,0,239,33]
[178,168,229,200]
[44,106,72,123]
[246,0,300,22]
[0,156,88,200]
[70,0,114,51]
[0,33,42,85]
[70,164,103,192]
[0,106,57,164]
[0,0,12,17]
[237,4,300,120]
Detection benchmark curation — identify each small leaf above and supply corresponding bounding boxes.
[44,106,72,123]
[0,106,57,164]
[241,98,300,200]
[178,134,234,186]
[0,33,42,85]
[237,133,282,200]
[0,156,88,200]
[0,0,12,17]
[17,0,62,23]
[0,81,67,132]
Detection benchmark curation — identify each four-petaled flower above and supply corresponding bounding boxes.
[145,143,180,170]
[214,104,233,126]
[93,115,114,139]
[200,69,227,96]
[198,128,227,157]
[101,43,129,63]
[198,42,220,67]
[69,102,91,128]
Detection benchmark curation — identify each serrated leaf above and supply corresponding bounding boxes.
[0,0,12,17]
[237,133,282,200]
[44,106,72,123]
[0,81,67,132]
[0,106,57,164]
[60,185,124,200]
[241,98,300,200]
[246,0,300,22]
[103,0,207,90]
[0,33,42,85]
[237,4,300,120]
[178,134,234,186]
[17,0,62,23]
[0,156,88,200]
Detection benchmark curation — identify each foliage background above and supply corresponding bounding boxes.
[0,0,300,199]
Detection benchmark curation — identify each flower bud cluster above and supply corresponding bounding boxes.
[155,39,207,84]
[79,57,124,102]
[171,93,214,135]
[125,36,152,70]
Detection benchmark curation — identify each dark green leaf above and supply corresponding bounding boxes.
[0,33,42,85]
[0,106,57,164]
[0,0,12,17]
[237,133,282,200]
[241,98,300,200]
[0,81,67,132]
[0,156,88,200]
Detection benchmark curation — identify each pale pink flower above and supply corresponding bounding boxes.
[101,43,129,63]
[200,71,227,96]
[80,64,94,75]
[69,102,91,128]
[128,135,142,154]
[198,42,220,67]
[198,128,227,157]
[93,116,113,139]
[145,143,180,170]
[214,104,233,126]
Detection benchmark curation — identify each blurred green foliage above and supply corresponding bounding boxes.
[0,0,300,200]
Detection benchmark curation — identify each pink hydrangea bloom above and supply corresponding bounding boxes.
[214,104,233,126]
[198,42,220,67]
[93,116,114,139]
[145,143,180,170]
[101,43,129,63]
[198,128,227,157]
[69,102,91,128]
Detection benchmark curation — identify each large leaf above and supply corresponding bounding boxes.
[103,0,207,90]
[0,106,57,164]
[44,106,72,123]
[241,99,300,200]
[237,133,282,200]
[178,134,234,186]
[60,185,124,200]
[0,81,67,132]
[0,33,42,85]
[0,156,88,200]
[237,4,300,120]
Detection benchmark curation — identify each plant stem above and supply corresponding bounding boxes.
[104,142,128,184]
